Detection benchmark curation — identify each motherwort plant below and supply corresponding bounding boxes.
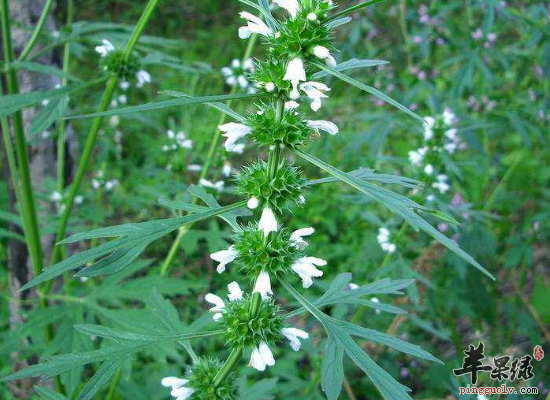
[2,0,494,399]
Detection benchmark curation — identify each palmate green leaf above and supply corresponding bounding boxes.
[313,61,423,122]
[9,61,79,81]
[74,323,224,343]
[325,16,352,29]
[0,227,25,242]
[0,210,22,226]
[308,167,421,189]
[296,150,495,280]
[75,358,125,400]
[34,386,69,400]
[163,90,246,122]
[0,329,219,382]
[286,273,412,318]
[20,201,246,291]
[0,78,104,118]
[66,92,266,120]
[28,95,69,137]
[280,277,434,400]
[311,58,389,79]
[160,185,249,233]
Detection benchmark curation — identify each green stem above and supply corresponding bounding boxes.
[50,0,162,267]
[56,0,74,195]
[159,33,259,276]
[17,0,55,61]
[1,0,44,278]
[57,0,74,295]
[212,347,243,387]
[325,0,389,22]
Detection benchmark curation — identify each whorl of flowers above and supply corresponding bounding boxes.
[95,39,151,85]
[408,107,463,201]
[162,358,237,400]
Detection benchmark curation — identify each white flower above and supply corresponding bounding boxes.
[408,146,427,166]
[161,377,194,400]
[105,179,118,191]
[377,228,396,253]
[227,281,243,301]
[297,195,306,205]
[291,257,326,288]
[307,12,317,21]
[222,163,232,177]
[237,75,248,88]
[432,174,450,194]
[176,131,193,149]
[136,70,151,88]
[284,100,300,110]
[348,283,359,290]
[95,39,114,57]
[312,46,337,67]
[229,143,245,154]
[91,179,101,190]
[424,164,434,175]
[218,122,252,152]
[427,194,435,202]
[300,81,330,111]
[221,66,233,77]
[199,179,224,191]
[74,195,84,205]
[371,297,382,315]
[281,327,309,351]
[306,119,339,135]
[238,12,273,39]
[205,293,226,321]
[253,271,273,300]
[444,142,457,154]
[188,164,202,172]
[205,282,243,320]
[442,108,456,125]
[273,0,299,18]
[290,227,314,250]
[445,128,457,140]
[50,191,62,202]
[423,116,435,140]
[249,341,275,371]
[210,245,238,273]
[381,242,396,253]
[258,207,277,237]
[247,197,260,209]
[119,81,130,90]
[283,58,306,99]
[265,82,276,92]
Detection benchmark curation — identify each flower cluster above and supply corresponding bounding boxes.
[377,227,396,254]
[50,191,83,215]
[205,282,308,371]
[408,108,463,201]
[91,170,119,191]
[162,358,236,400]
[235,159,305,213]
[95,39,151,86]
[218,104,337,152]
[221,58,256,93]
[162,129,193,152]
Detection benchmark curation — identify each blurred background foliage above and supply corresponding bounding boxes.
[1,0,549,399]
